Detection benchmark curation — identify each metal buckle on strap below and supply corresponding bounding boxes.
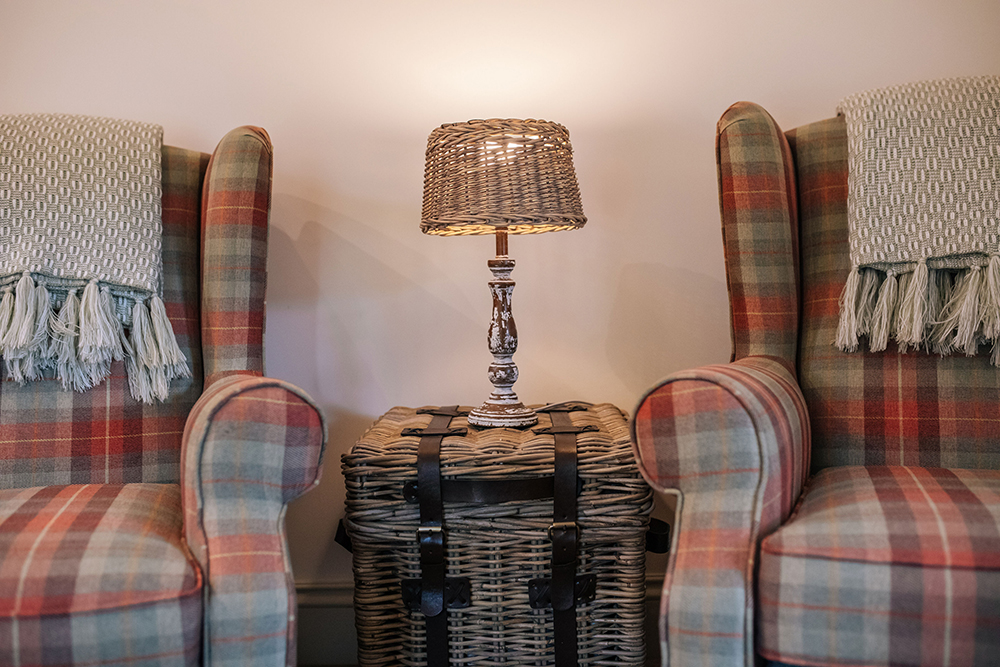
[548,521,579,540]
[417,525,443,537]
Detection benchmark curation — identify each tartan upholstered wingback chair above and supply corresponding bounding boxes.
[0,126,326,666]
[631,103,1000,667]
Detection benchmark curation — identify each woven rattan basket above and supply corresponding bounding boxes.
[343,402,653,665]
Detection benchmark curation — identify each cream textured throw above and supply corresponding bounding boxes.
[836,76,1000,361]
[0,113,189,402]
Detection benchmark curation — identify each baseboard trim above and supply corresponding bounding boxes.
[296,574,664,609]
[296,581,355,608]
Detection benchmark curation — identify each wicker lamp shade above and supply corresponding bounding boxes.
[421,118,587,236]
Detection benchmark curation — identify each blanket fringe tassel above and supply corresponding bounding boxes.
[0,272,190,403]
[836,255,1000,364]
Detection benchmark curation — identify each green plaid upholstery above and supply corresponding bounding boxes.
[201,128,270,386]
[717,102,800,369]
[633,101,1000,666]
[182,374,325,667]
[759,466,1000,666]
[0,484,201,665]
[0,126,326,666]
[632,355,810,666]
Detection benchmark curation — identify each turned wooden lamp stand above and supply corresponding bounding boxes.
[420,118,586,429]
[471,227,536,427]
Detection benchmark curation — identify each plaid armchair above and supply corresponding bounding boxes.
[0,126,327,666]
[631,103,1000,667]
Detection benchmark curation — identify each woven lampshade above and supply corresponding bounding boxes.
[421,118,586,236]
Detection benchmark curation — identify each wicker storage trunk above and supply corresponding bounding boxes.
[342,402,653,666]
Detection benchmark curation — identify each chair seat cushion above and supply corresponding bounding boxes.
[0,483,202,665]
[758,466,1000,667]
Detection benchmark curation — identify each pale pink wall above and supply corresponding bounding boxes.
[2,0,999,596]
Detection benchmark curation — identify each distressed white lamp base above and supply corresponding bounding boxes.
[467,238,538,429]
[469,403,538,428]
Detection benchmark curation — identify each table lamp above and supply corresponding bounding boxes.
[421,118,586,428]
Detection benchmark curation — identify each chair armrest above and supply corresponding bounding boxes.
[200,126,272,385]
[181,374,327,667]
[631,355,809,667]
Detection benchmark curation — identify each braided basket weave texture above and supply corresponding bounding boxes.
[343,403,652,665]
[421,118,587,235]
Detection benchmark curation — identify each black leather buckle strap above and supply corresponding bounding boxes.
[403,427,469,438]
[403,475,583,505]
[411,406,467,667]
[416,406,469,418]
[528,574,596,609]
[532,424,599,436]
[536,401,591,414]
[401,577,472,612]
[533,403,589,667]
[647,517,672,554]
[334,518,353,553]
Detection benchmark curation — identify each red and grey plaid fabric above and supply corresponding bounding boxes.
[759,466,1000,666]
[632,355,809,667]
[792,117,1000,471]
[716,102,800,370]
[0,146,207,488]
[182,374,325,667]
[200,127,270,386]
[0,483,201,665]
[0,125,326,666]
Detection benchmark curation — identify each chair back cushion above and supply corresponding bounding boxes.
[0,147,207,488]
[792,118,1000,470]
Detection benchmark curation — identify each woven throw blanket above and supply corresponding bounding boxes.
[0,113,188,402]
[835,76,1000,362]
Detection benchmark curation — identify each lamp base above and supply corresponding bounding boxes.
[470,244,538,429]
[468,400,537,428]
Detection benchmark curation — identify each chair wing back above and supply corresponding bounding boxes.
[717,102,801,371]
[790,115,1000,470]
[200,126,270,385]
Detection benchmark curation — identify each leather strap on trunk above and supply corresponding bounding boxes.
[403,475,579,505]
[411,406,468,667]
[534,402,596,667]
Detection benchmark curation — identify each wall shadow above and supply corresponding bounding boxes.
[606,262,731,397]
